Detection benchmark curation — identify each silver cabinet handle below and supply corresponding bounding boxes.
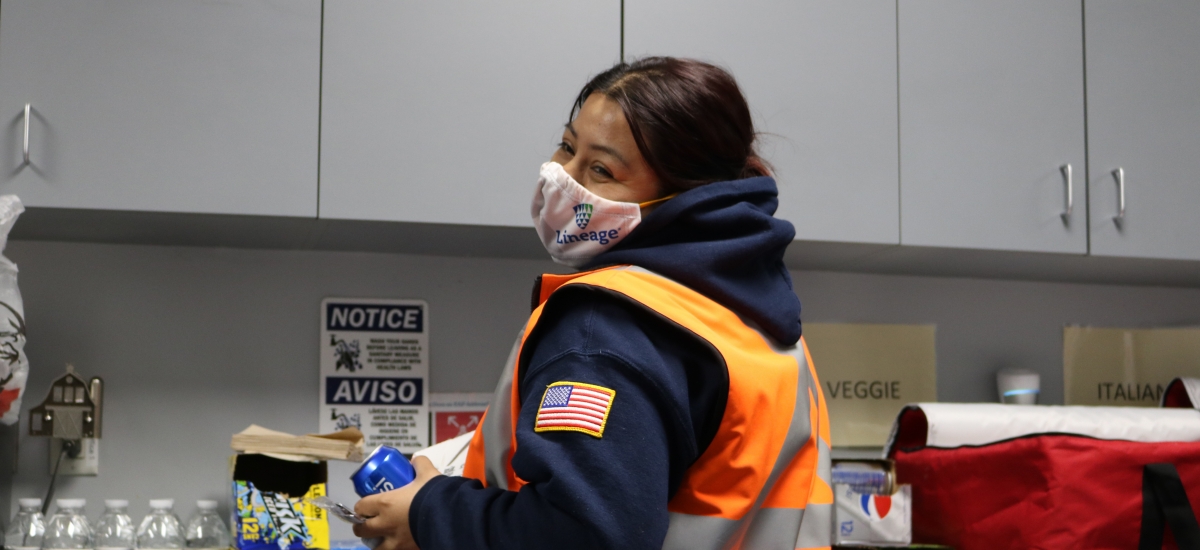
[22,104,30,165]
[1112,167,1126,224]
[1060,164,1073,223]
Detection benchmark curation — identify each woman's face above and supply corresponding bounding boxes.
[551,93,663,205]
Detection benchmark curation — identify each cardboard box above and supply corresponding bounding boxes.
[231,454,330,550]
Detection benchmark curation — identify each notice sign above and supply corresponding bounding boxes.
[1064,326,1200,407]
[319,298,429,451]
[804,323,937,447]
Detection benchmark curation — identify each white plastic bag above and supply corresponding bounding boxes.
[834,484,912,546]
[0,195,28,425]
[412,430,473,476]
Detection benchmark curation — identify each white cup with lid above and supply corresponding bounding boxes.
[997,368,1040,405]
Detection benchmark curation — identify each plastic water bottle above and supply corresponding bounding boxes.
[42,499,92,550]
[92,501,135,550]
[134,501,183,550]
[3,498,46,550]
[183,501,228,550]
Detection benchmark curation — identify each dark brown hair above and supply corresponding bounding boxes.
[570,57,770,193]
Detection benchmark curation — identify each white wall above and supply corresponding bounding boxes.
[1,241,562,542]
[3,240,1200,539]
[794,270,1200,404]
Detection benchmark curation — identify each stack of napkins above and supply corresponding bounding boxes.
[231,424,365,462]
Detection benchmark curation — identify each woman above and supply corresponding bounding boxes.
[354,57,831,550]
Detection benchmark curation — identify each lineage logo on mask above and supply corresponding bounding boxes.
[532,162,643,268]
[559,202,619,245]
[556,226,620,246]
[574,203,593,229]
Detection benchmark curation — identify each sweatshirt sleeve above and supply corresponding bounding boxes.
[408,290,711,550]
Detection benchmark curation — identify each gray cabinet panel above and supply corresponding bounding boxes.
[899,1,1086,253]
[0,0,321,217]
[1086,2,1200,261]
[319,1,620,226]
[626,0,900,245]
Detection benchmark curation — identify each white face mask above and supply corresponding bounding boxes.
[531,161,672,268]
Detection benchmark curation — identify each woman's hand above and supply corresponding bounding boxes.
[352,456,441,550]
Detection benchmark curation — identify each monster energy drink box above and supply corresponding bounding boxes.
[231,454,330,550]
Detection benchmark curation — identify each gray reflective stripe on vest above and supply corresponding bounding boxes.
[817,434,832,494]
[660,513,740,549]
[795,503,832,549]
[741,507,805,550]
[662,344,813,550]
[478,328,524,490]
[802,386,832,549]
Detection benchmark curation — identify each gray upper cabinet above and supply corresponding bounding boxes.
[625,0,900,245]
[0,0,321,217]
[319,1,620,226]
[899,1,1087,254]
[1086,2,1200,261]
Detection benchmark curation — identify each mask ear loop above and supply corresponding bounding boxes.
[638,193,678,209]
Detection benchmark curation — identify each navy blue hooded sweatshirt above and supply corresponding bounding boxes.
[408,176,801,549]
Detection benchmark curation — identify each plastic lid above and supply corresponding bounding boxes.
[56,499,86,509]
[148,499,175,509]
[105,499,129,508]
[196,500,218,510]
[18,498,43,508]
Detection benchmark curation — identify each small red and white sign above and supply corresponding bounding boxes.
[433,411,484,443]
[429,392,491,444]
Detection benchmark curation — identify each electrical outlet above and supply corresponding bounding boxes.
[49,438,99,476]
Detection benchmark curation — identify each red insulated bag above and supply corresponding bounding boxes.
[885,398,1200,548]
[892,435,1200,549]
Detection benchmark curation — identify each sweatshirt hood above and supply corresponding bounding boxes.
[583,176,801,345]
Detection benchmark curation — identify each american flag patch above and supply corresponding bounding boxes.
[534,381,615,438]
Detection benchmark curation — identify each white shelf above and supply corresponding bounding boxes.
[13,207,1200,288]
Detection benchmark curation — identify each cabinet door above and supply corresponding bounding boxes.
[625,0,900,245]
[319,1,620,226]
[0,1,321,217]
[899,1,1086,253]
[1086,2,1200,261]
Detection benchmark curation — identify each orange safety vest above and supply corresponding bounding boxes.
[464,266,833,550]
